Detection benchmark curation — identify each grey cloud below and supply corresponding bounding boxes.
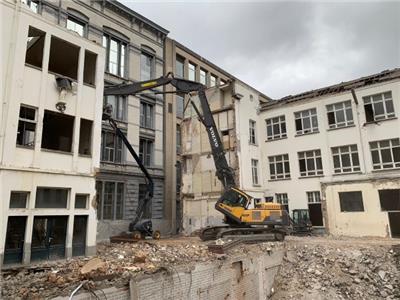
[124,1,400,98]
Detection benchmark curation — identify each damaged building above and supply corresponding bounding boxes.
[260,68,400,238]
[163,40,270,233]
[0,0,105,265]
[23,0,170,240]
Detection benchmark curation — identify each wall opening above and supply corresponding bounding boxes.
[35,187,68,208]
[9,191,29,208]
[4,216,27,264]
[379,189,400,211]
[79,118,92,155]
[72,215,87,256]
[41,110,74,152]
[25,26,45,68]
[48,36,79,80]
[75,194,88,209]
[83,50,97,85]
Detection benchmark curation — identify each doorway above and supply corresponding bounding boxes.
[308,203,323,226]
[72,215,87,256]
[4,216,27,264]
[388,212,400,238]
[31,216,68,261]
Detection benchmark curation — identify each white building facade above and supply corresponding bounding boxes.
[260,69,400,238]
[1,0,105,265]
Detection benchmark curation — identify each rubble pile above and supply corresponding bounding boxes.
[272,237,400,300]
[1,241,218,300]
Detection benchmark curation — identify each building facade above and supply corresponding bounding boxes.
[260,69,400,238]
[24,0,170,240]
[1,0,105,265]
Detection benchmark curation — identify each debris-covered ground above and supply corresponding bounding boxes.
[272,236,400,300]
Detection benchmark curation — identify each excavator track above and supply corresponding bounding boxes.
[199,226,287,241]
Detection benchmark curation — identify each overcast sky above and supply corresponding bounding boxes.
[123,1,400,99]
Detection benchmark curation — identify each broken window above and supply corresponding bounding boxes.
[25,26,45,68]
[276,193,289,212]
[101,130,123,163]
[9,191,29,208]
[140,101,154,128]
[66,16,86,37]
[4,216,27,264]
[326,100,354,129]
[48,36,79,80]
[379,189,400,211]
[139,184,152,219]
[139,138,153,166]
[75,194,88,209]
[294,108,318,135]
[83,51,97,85]
[35,187,68,208]
[17,105,37,148]
[96,181,124,220]
[363,91,395,122]
[79,118,92,155]
[339,191,364,212]
[41,110,74,152]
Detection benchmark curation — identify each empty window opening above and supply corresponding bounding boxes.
[35,187,68,208]
[66,16,85,37]
[25,26,45,68]
[22,0,39,13]
[4,216,27,264]
[79,118,92,155]
[339,191,364,212]
[17,105,37,148]
[72,215,87,256]
[48,36,79,80]
[75,194,88,209]
[10,191,28,208]
[84,50,97,85]
[41,110,74,152]
[379,189,400,211]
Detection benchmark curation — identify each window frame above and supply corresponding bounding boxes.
[331,144,361,174]
[101,130,124,164]
[66,15,87,37]
[251,159,259,185]
[307,191,321,203]
[96,181,124,220]
[103,34,127,78]
[22,0,39,13]
[369,138,400,170]
[188,62,196,81]
[139,138,154,167]
[210,74,217,87]
[200,69,207,85]
[176,124,182,154]
[276,193,289,211]
[140,101,154,129]
[249,119,257,145]
[140,50,155,81]
[175,55,185,78]
[266,115,287,141]
[298,149,323,177]
[268,154,291,180]
[104,95,127,122]
[294,108,318,135]
[339,191,364,212]
[326,100,354,129]
[363,91,395,122]
[9,191,29,209]
[16,105,37,149]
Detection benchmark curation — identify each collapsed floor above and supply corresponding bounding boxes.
[272,236,400,300]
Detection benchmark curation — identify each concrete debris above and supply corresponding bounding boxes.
[80,258,105,275]
[272,236,400,300]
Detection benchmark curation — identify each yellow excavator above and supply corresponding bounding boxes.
[104,73,289,241]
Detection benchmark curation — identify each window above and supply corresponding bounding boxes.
[79,119,92,155]
[41,110,74,152]
[176,55,185,78]
[103,35,127,77]
[176,125,181,154]
[269,154,290,180]
[22,0,39,13]
[84,50,97,85]
[75,194,88,209]
[139,138,153,166]
[139,184,152,219]
[363,91,395,122]
[276,193,289,212]
[307,191,321,203]
[298,150,323,177]
[251,159,259,185]
[379,189,400,211]
[25,26,45,68]
[294,108,318,135]
[339,191,364,212]
[9,192,28,208]
[188,62,196,81]
[200,69,207,85]
[35,188,68,208]
[49,36,80,80]
[140,101,154,129]
[331,144,360,173]
[249,120,257,144]
[141,52,154,81]
[96,181,124,220]
[104,95,126,121]
[66,16,85,37]
[266,115,286,140]
[370,138,400,170]
[326,100,354,129]
[17,105,37,148]
[101,131,123,163]
[210,74,217,87]
[176,95,184,118]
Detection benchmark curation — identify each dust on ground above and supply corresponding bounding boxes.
[271,236,400,300]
